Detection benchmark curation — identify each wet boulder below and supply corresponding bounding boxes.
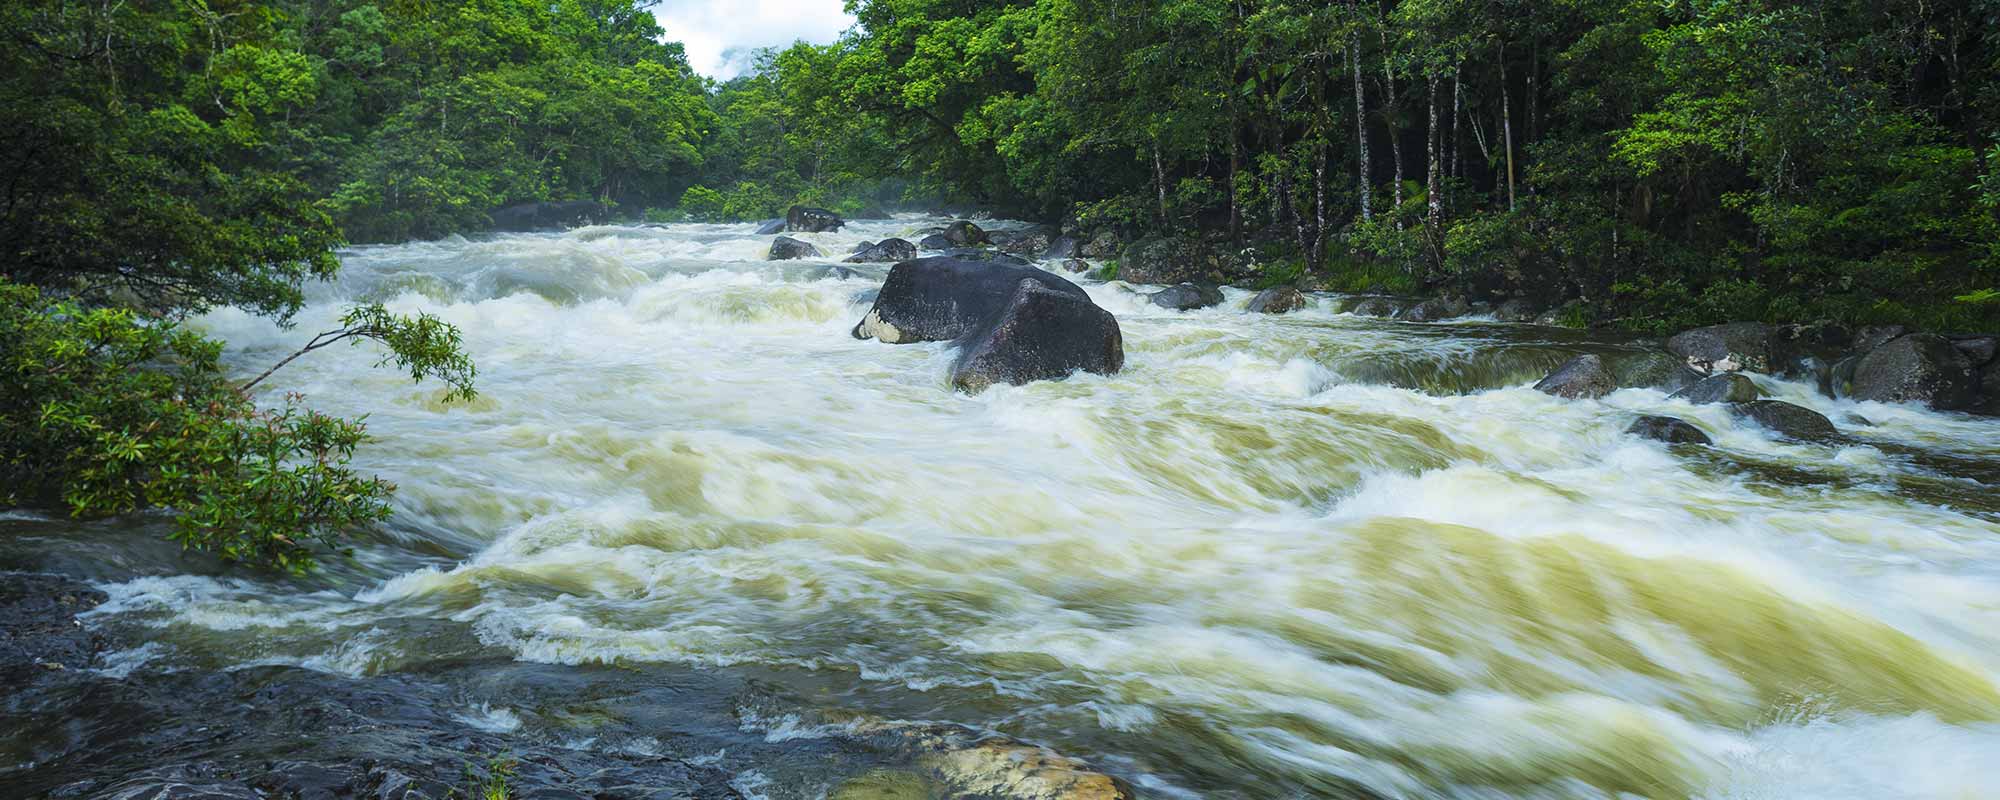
[1534,354,1616,399]
[1349,297,1397,318]
[0,573,105,686]
[1492,297,1540,323]
[1848,333,1978,411]
[1948,334,1997,367]
[943,247,1033,266]
[943,220,988,246]
[785,205,845,233]
[852,257,1094,344]
[1248,287,1306,314]
[1978,364,2000,416]
[816,265,864,280]
[1150,283,1223,311]
[987,226,1053,256]
[1666,322,1789,374]
[1669,373,1762,405]
[1044,235,1080,260]
[1853,324,1911,355]
[1731,400,1838,440]
[1612,351,1705,394]
[1118,235,1253,285]
[949,279,1125,393]
[1627,415,1712,445]
[845,238,917,264]
[1399,296,1469,322]
[768,236,823,260]
[918,233,955,250]
[753,218,787,235]
[488,200,607,232]
[1079,231,1121,258]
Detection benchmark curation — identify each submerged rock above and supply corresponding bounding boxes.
[1534,354,1616,399]
[1669,373,1763,405]
[769,235,822,260]
[1398,296,1469,322]
[753,218,787,235]
[1627,415,1712,445]
[1247,286,1306,314]
[0,573,105,686]
[1731,400,1838,440]
[1348,297,1397,318]
[1666,322,1786,374]
[786,205,845,233]
[1848,333,1978,411]
[845,237,917,263]
[1149,283,1223,311]
[488,200,606,232]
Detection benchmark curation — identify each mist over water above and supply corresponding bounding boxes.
[87,218,2000,797]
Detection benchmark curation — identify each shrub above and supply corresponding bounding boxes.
[0,280,474,574]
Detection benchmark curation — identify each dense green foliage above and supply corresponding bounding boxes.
[725,0,2000,331]
[2,0,482,571]
[0,281,474,573]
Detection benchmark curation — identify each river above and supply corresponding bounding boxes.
[10,216,2000,799]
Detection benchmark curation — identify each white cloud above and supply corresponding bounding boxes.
[652,0,854,79]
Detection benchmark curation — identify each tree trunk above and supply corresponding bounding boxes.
[1314,138,1328,272]
[1152,142,1168,225]
[1351,35,1371,222]
[1228,101,1242,249]
[1499,42,1517,212]
[1426,72,1442,233]
[1449,64,1461,180]
[1379,27,1404,227]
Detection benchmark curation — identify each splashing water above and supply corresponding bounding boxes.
[66,218,2000,798]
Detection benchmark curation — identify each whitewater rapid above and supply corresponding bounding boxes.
[94,217,2000,798]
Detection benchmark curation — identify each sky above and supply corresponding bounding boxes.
[652,0,855,80]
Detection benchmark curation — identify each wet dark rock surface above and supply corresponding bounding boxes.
[1534,355,1616,399]
[1626,416,1712,445]
[1149,283,1223,311]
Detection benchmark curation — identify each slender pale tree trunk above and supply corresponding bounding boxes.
[1426,72,1442,232]
[1152,142,1168,224]
[1499,42,1517,212]
[1351,36,1371,222]
[1380,29,1404,227]
[1449,64,1462,179]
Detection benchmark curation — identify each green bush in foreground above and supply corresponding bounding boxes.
[0,280,474,574]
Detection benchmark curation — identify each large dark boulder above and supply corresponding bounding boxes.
[844,238,917,263]
[852,257,1092,344]
[1848,333,1978,411]
[1731,400,1838,440]
[943,220,988,246]
[949,279,1125,392]
[1534,354,1616,399]
[753,218,786,235]
[1614,352,1705,394]
[1399,296,1470,322]
[1669,373,1762,405]
[1627,416,1712,445]
[1248,287,1306,314]
[918,233,955,250]
[768,236,822,260]
[1666,322,1789,374]
[1150,283,1223,311]
[488,200,607,232]
[1118,235,1253,285]
[785,205,845,232]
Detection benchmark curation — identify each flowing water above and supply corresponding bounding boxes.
[13,217,2000,799]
